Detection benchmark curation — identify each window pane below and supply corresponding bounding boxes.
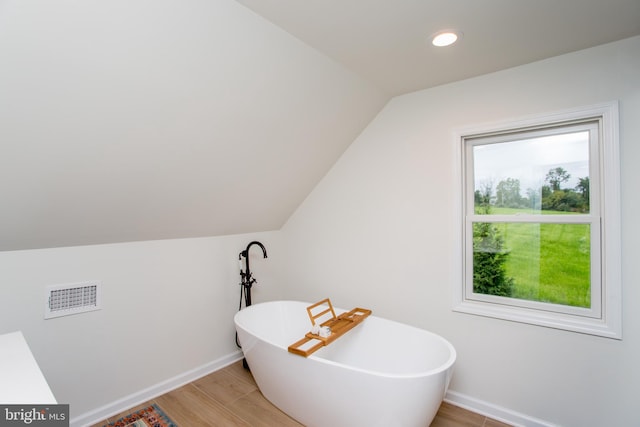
[473,131,590,214]
[473,222,590,308]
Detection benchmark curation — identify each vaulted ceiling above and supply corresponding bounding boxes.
[1,0,639,251]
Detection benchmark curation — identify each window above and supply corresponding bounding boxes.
[454,102,621,339]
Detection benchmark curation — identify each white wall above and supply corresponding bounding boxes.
[280,36,640,426]
[0,231,281,420]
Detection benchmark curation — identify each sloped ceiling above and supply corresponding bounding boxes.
[0,0,386,251]
[1,0,639,252]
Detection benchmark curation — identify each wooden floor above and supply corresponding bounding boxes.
[90,360,511,427]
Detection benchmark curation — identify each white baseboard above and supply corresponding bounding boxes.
[445,390,556,427]
[70,350,244,427]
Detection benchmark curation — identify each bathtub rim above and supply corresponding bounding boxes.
[234,300,457,380]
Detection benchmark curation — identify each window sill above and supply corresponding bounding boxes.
[453,299,621,339]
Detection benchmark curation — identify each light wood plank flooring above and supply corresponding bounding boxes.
[90,360,511,427]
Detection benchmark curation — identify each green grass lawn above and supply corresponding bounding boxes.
[477,207,591,308]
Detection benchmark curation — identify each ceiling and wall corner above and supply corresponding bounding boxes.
[1,0,639,252]
[235,0,640,96]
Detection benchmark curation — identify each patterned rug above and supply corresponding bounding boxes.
[104,404,177,427]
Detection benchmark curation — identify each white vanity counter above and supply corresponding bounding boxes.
[0,331,57,404]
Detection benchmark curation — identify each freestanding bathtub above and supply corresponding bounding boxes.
[234,300,456,427]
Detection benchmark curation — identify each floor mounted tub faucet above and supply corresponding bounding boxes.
[239,241,268,307]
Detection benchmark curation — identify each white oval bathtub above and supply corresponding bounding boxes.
[234,300,456,427]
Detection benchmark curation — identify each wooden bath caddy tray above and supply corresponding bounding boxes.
[288,298,371,357]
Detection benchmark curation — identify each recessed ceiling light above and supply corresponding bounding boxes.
[431,30,462,47]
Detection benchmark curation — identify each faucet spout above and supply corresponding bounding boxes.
[241,241,267,277]
[245,241,268,259]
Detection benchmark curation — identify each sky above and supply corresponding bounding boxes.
[473,130,590,196]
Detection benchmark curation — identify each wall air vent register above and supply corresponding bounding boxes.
[44,281,102,319]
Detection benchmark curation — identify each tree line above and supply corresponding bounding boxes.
[475,167,589,213]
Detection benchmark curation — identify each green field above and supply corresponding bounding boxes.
[478,208,591,307]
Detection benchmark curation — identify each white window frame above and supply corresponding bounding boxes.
[453,102,621,339]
